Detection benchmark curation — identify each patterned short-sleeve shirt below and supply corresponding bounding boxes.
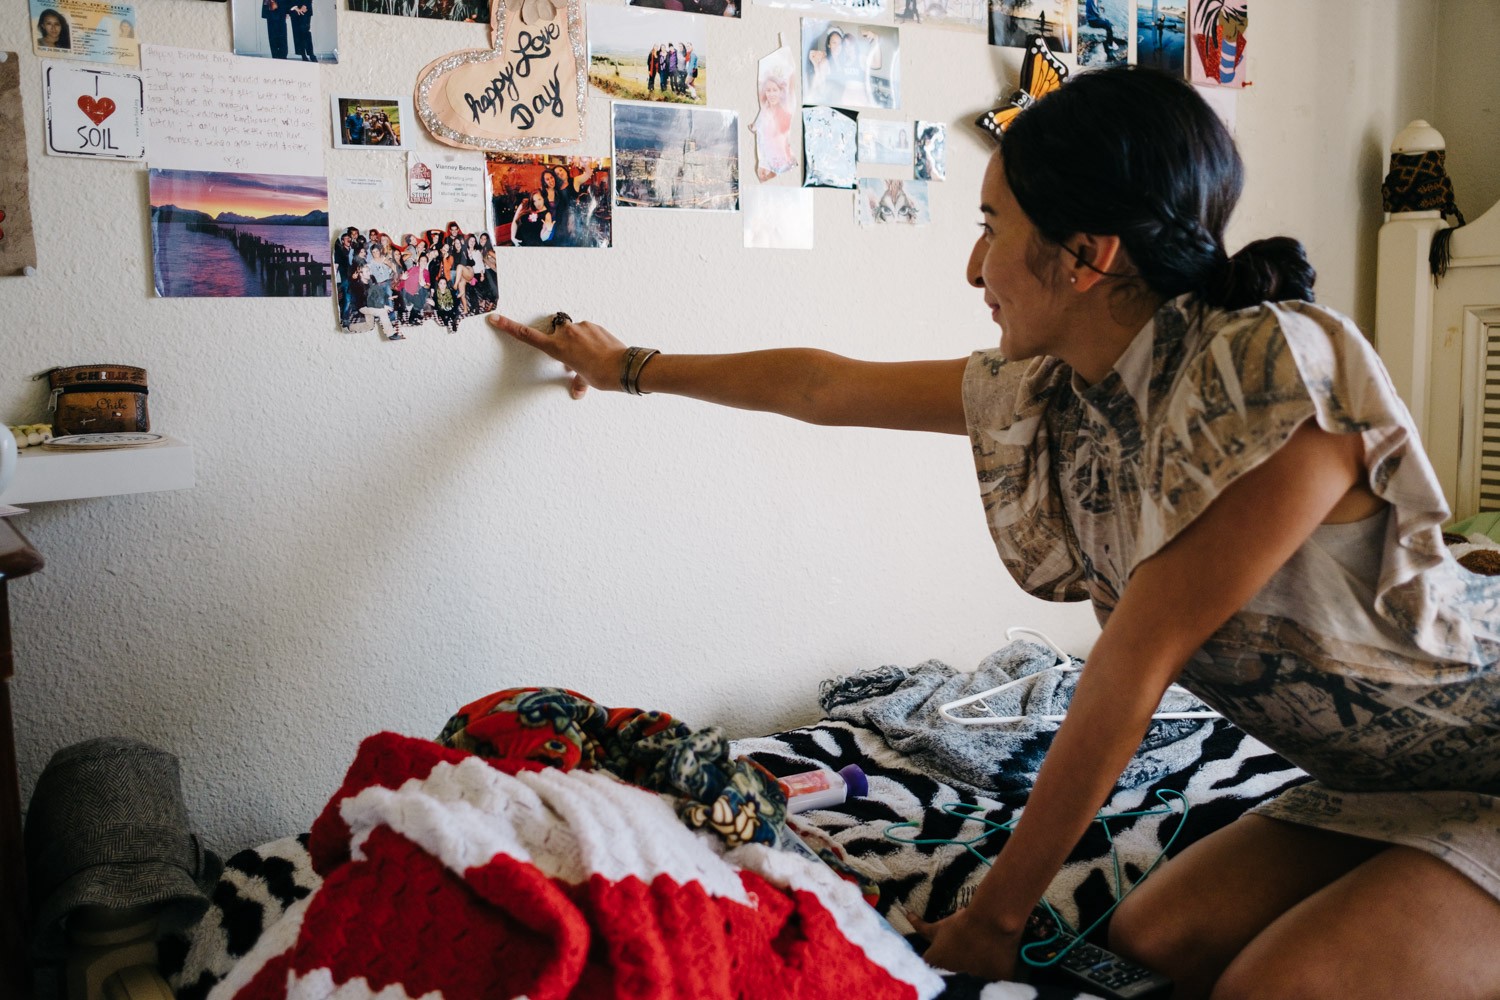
[963,295,1500,899]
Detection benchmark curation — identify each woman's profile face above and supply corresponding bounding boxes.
[968,150,1070,363]
[38,12,64,43]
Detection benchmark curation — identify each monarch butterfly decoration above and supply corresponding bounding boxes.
[976,36,1069,139]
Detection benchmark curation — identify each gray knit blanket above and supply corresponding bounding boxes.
[817,641,1215,796]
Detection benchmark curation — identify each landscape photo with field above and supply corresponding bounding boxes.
[588,5,707,105]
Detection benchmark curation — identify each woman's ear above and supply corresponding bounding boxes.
[1067,233,1127,292]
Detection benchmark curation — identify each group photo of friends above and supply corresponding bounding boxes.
[333,96,407,148]
[644,42,703,101]
[587,7,709,106]
[486,154,614,249]
[333,222,498,339]
[626,0,738,19]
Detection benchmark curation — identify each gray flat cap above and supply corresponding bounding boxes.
[24,737,222,960]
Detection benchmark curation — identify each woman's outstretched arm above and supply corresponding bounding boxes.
[490,312,969,434]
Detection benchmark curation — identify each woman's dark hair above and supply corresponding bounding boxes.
[38,9,71,49]
[1000,65,1314,309]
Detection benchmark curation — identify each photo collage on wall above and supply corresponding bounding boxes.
[231,0,339,62]
[149,168,330,299]
[332,95,410,148]
[9,0,1247,341]
[986,1,1248,86]
[139,44,331,305]
[613,103,739,211]
[588,6,708,106]
[331,222,495,339]
[486,154,614,247]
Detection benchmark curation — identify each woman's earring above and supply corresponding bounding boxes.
[1069,275,1077,284]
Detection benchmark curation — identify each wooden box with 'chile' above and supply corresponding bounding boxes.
[39,365,151,436]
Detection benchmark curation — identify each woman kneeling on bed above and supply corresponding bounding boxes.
[491,65,1500,1000]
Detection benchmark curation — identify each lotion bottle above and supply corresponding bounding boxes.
[778,763,869,813]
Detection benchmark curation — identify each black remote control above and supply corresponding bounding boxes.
[1019,907,1173,999]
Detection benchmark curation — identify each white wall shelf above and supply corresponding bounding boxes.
[0,436,195,505]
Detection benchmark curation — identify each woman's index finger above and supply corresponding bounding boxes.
[488,312,547,343]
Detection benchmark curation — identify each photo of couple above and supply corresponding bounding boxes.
[232,0,338,63]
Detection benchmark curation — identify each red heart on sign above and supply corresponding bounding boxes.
[77,96,116,125]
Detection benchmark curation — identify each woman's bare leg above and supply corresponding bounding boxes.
[1211,845,1500,1000]
[1110,814,1500,999]
[1108,815,1383,998]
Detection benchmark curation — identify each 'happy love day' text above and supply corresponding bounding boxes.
[462,25,566,131]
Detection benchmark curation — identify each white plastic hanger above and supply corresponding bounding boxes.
[938,626,1222,726]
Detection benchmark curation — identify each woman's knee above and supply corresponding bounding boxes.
[1210,949,1347,1000]
[1107,885,1191,970]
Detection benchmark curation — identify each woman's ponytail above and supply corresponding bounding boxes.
[1001,68,1321,313]
[1199,236,1316,310]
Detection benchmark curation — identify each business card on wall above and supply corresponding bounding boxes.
[408,150,487,210]
[42,59,146,159]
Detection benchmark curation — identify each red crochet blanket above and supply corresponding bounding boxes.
[207,732,942,1000]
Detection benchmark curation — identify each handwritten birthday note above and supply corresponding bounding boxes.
[142,45,322,176]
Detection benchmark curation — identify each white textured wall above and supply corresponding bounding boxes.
[1435,0,1500,218]
[0,0,1462,852]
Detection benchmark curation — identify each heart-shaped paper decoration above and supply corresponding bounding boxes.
[414,0,586,152]
[77,96,116,126]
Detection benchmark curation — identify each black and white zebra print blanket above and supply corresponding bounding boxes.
[161,702,1306,999]
[735,715,1307,999]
